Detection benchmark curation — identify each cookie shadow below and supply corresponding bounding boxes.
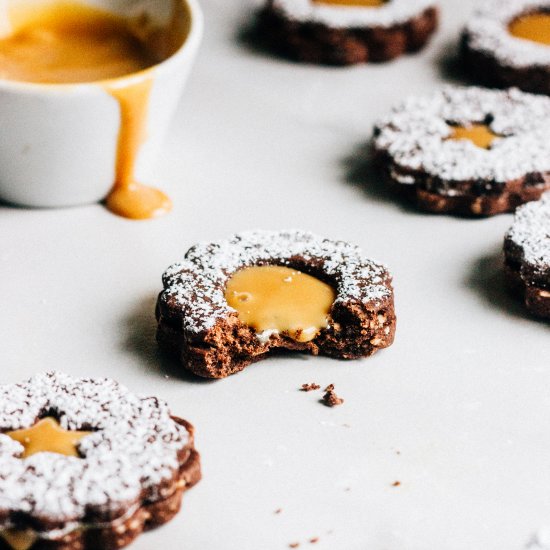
[465,246,550,326]
[236,8,283,62]
[123,293,214,384]
[436,38,471,85]
[341,141,423,215]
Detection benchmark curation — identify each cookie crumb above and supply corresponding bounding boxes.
[392,481,401,487]
[275,508,282,514]
[301,383,321,392]
[324,384,335,392]
[322,388,344,407]
[309,537,319,544]
[289,543,300,548]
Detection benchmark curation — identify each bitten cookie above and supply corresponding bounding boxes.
[256,0,438,65]
[373,86,550,216]
[156,230,396,379]
[0,372,200,550]
[504,192,550,319]
[462,0,550,96]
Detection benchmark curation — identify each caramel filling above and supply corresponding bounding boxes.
[6,417,91,458]
[225,266,336,343]
[509,12,550,46]
[312,0,387,6]
[0,530,37,550]
[447,124,498,149]
[0,2,159,84]
[0,1,189,220]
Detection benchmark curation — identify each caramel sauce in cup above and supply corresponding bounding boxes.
[0,1,193,219]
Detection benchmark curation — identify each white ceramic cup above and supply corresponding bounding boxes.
[0,0,203,208]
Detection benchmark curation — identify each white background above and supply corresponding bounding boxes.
[1,1,550,549]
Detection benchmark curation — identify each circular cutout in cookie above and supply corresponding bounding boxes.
[509,11,550,46]
[226,265,336,343]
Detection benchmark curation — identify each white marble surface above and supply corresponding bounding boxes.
[1,1,550,549]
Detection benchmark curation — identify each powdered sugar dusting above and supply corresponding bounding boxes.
[463,0,550,69]
[0,372,189,525]
[506,192,550,275]
[160,230,392,335]
[271,0,436,29]
[373,86,550,188]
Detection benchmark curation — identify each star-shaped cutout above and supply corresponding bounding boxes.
[448,123,498,150]
[6,417,91,458]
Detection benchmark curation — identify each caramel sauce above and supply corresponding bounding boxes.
[225,266,336,343]
[0,1,188,220]
[6,417,91,458]
[0,2,158,84]
[0,530,37,550]
[509,12,550,46]
[104,78,172,220]
[447,124,498,149]
[312,0,387,7]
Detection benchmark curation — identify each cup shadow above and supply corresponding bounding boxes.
[464,245,550,327]
[123,292,215,384]
[341,141,423,215]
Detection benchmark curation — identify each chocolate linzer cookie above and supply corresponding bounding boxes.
[504,192,550,319]
[0,372,200,550]
[156,230,396,379]
[462,0,550,96]
[256,0,438,65]
[373,86,550,216]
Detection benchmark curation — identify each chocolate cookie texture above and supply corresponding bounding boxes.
[257,0,438,65]
[373,86,550,216]
[156,230,396,379]
[462,0,550,95]
[0,372,200,550]
[505,192,550,319]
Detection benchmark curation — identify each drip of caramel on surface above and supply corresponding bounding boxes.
[447,124,498,149]
[104,78,172,220]
[312,0,387,6]
[6,417,91,458]
[0,530,37,550]
[225,266,336,343]
[509,12,550,46]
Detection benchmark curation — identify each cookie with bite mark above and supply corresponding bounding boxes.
[256,0,438,65]
[462,0,550,96]
[373,86,550,216]
[0,372,200,550]
[156,230,396,379]
[504,192,550,319]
